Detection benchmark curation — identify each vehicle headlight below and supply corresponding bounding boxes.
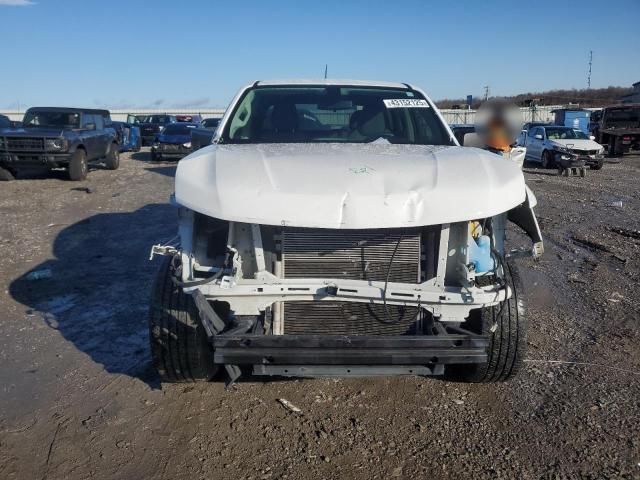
[152,142,160,149]
[598,147,604,155]
[45,138,68,151]
[182,142,191,149]
[552,145,569,153]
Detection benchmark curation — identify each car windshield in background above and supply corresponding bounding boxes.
[545,127,588,140]
[222,86,453,145]
[23,111,80,129]
[606,107,640,124]
[150,115,171,124]
[162,124,195,135]
[203,118,220,128]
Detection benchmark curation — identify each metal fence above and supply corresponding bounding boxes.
[439,105,562,125]
[1,105,562,125]
[0,109,226,122]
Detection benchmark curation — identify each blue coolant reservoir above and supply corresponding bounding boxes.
[469,234,495,273]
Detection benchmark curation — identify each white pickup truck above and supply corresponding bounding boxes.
[149,80,543,385]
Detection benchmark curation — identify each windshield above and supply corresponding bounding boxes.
[23,110,80,129]
[138,115,171,124]
[162,124,195,135]
[202,118,220,128]
[605,107,640,125]
[545,127,588,140]
[222,86,453,145]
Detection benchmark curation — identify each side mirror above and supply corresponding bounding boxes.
[534,134,543,140]
[84,123,96,131]
[589,135,595,141]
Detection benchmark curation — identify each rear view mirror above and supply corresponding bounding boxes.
[589,135,595,141]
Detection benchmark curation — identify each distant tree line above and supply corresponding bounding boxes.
[435,86,634,109]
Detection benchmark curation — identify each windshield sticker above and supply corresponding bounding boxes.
[383,99,429,108]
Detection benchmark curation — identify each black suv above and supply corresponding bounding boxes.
[0,107,119,181]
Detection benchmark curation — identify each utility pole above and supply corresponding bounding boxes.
[324,64,328,79]
[587,50,593,89]
[483,85,489,102]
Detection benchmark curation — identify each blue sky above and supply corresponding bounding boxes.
[0,0,639,109]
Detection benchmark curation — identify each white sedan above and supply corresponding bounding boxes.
[524,125,605,170]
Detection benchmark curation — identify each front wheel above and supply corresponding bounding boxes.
[149,255,218,382]
[445,260,526,383]
[105,143,120,170]
[0,166,15,181]
[591,158,604,170]
[68,149,88,181]
[541,150,555,169]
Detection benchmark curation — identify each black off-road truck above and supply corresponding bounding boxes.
[0,107,119,181]
[590,105,640,156]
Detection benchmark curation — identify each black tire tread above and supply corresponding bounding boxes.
[149,256,217,382]
[446,260,526,383]
[105,143,120,170]
[68,149,88,181]
[0,167,15,181]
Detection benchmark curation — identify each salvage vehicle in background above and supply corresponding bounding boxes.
[589,105,640,156]
[150,122,198,161]
[110,121,142,152]
[0,114,10,130]
[0,107,119,181]
[128,114,177,146]
[149,80,544,385]
[516,121,550,146]
[524,125,604,169]
[190,117,221,151]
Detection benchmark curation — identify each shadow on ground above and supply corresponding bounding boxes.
[130,150,178,177]
[9,203,179,388]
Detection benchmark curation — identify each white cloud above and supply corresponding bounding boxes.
[0,0,36,5]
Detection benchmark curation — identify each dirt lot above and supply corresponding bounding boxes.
[1,151,639,479]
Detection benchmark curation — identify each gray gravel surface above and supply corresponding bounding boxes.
[0,151,639,479]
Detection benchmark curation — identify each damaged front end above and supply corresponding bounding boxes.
[150,193,542,382]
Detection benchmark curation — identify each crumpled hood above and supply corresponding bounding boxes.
[549,139,602,151]
[175,143,527,229]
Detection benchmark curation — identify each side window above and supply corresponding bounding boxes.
[81,114,95,129]
[529,127,539,138]
[94,114,104,130]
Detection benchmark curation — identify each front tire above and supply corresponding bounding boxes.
[68,149,88,181]
[149,255,218,383]
[541,150,555,169]
[591,158,604,170]
[105,143,120,170]
[446,260,526,383]
[0,166,15,181]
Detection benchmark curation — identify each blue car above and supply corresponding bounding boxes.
[110,121,142,152]
[151,122,198,161]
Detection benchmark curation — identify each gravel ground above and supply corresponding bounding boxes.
[1,151,639,480]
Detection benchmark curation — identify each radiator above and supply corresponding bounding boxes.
[280,227,435,335]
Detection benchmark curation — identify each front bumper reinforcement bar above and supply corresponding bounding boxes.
[212,334,489,367]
